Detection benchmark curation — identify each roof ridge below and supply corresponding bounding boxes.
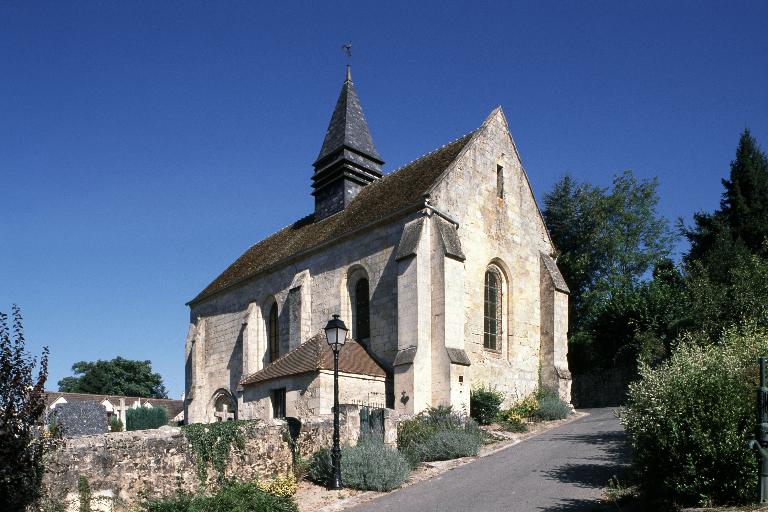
[384,129,477,177]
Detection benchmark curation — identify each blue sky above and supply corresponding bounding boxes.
[1,1,766,398]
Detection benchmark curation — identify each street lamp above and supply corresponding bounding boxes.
[324,314,348,490]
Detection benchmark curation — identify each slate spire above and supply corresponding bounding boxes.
[312,66,384,221]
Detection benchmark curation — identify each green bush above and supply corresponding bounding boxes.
[307,448,333,487]
[470,386,504,425]
[307,441,411,492]
[140,481,298,512]
[109,417,123,432]
[397,406,482,466]
[342,438,411,491]
[126,406,167,431]
[533,388,571,421]
[495,410,528,432]
[621,326,767,506]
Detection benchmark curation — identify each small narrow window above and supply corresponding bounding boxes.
[354,278,370,341]
[268,303,279,362]
[496,165,504,199]
[271,388,286,418]
[484,268,502,350]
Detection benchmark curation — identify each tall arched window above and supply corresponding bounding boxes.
[354,278,370,341]
[484,268,502,350]
[268,303,279,362]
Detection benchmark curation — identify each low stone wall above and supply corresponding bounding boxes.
[42,405,399,509]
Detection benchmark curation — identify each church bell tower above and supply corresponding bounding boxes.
[312,66,384,221]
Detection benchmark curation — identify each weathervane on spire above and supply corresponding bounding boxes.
[342,41,352,59]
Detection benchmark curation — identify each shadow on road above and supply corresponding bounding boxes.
[538,428,632,510]
[537,497,617,512]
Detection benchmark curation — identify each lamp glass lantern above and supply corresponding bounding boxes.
[324,314,348,351]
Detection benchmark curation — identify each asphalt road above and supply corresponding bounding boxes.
[346,408,630,512]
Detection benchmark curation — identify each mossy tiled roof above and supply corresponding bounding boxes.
[191,131,476,304]
[240,332,386,385]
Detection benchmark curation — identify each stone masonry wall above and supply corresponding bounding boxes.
[43,407,398,508]
[428,109,564,404]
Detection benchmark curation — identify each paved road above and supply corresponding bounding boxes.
[347,408,629,512]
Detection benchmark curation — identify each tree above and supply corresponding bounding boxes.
[0,305,56,511]
[543,170,674,331]
[58,356,168,398]
[684,129,768,269]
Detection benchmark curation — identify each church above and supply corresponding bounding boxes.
[184,66,571,423]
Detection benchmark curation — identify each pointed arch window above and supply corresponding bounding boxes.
[354,278,371,341]
[484,267,503,351]
[268,303,279,362]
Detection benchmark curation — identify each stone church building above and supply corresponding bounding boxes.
[184,67,571,423]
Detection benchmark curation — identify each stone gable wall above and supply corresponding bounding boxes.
[428,110,568,404]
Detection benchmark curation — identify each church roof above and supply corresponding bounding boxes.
[190,130,476,304]
[240,331,387,385]
[315,66,382,165]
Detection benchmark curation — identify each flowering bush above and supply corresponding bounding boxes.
[622,325,768,506]
[257,473,297,497]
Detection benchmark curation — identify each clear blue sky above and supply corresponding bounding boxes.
[1,1,766,398]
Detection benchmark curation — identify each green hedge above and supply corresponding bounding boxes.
[622,325,767,506]
[126,406,167,431]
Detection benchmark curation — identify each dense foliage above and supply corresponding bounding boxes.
[58,356,168,398]
[109,416,124,432]
[397,406,482,467]
[182,420,248,483]
[307,440,411,491]
[469,386,504,425]
[622,326,767,506]
[140,481,298,512]
[126,405,168,431]
[0,305,57,512]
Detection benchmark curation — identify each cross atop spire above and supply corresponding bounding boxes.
[312,67,384,221]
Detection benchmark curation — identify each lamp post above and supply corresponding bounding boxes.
[324,314,348,490]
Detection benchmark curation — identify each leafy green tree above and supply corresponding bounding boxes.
[58,356,168,398]
[0,305,56,512]
[543,170,674,336]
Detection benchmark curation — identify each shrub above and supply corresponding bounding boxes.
[256,473,297,497]
[533,388,571,421]
[0,306,56,512]
[398,406,482,466]
[307,447,333,487]
[495,410,528,433]
[507,394,539,418]
[341,438,411,491]
[307,441,411,492]
[293,456,310,481]
[126,406,167,431]
[470,386,504,425]
[141,481,298,512]
[621,325,768,506]
[109,417,124,432]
